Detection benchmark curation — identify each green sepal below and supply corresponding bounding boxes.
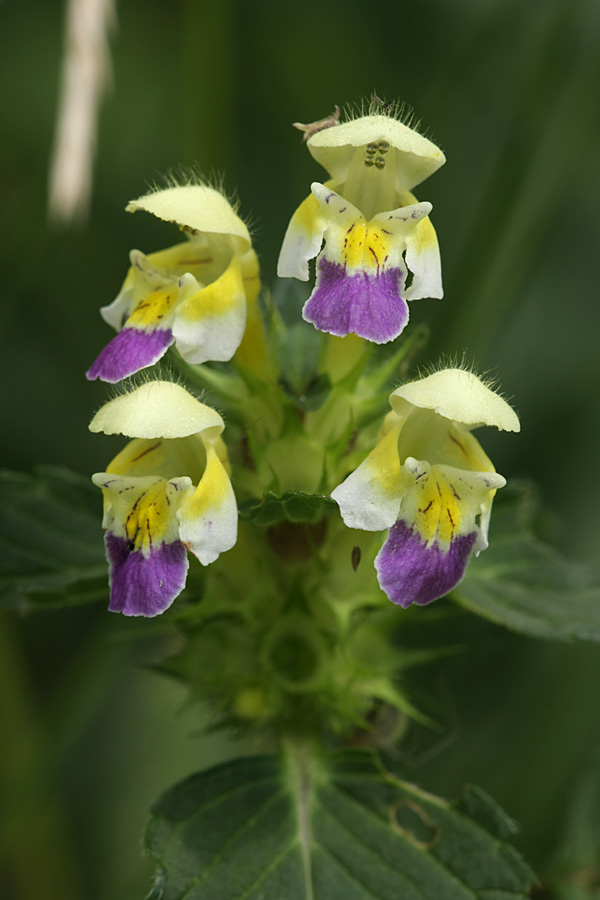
[145,746,535,900]
[280,372,332,412]
[455,482,600,641]
[276,321,331,408]
[0,466,106,610]
[239,490,337,526]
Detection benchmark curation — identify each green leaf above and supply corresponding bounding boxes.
[0,466,107,610]
[145,746,534,900]
[455,483,600,641]
[239,491,337,527]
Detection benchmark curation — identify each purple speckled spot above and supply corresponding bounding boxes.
[86,327,173,383]
[105,533,188,616]
[375,520,477,608]
[303,258,409,343]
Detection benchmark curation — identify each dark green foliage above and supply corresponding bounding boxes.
[0,466,106,610]
[146,748,534,900]
[456,485,600,640]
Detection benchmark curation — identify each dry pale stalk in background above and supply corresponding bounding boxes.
[48,0,116,224]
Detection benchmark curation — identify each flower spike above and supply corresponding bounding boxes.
[331,369,519,608]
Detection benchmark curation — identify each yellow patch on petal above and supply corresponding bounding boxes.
[235,247,266,375]
[408,215,438,253]
[123,481,173,553]
[342,218,396,271]
[240,247,261,304]
[235,290,272,379]
[145,242,214,276]
[412,468,464,545]
[146,238,237,288]
[403,461,505,550]
[176,254,244,323]
[107,438,167,478]
[277,190,324,280]
[105,434,208,485]
[291,190,322,237]
[364,423,404,495]
[181,443,230,521]
[176,439,237,565]
[127,286,178,328]
[312,184,431,275]
[211,435,231,476]
[93,475,193,557]
[278,181,342,280]
[445,423,495,473]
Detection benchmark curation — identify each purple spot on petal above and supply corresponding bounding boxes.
[86,327,173,383]
[303,258,408,343]
[375,520,477,608]
[105,533,188,616]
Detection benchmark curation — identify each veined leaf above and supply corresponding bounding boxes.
[145,747,534,900]
[455,484,600,641]
[0,466,106,610]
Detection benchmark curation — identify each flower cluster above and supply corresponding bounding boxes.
[87,184,259,383]
[87,103,519,629]
[90,381,237,616]
[278,108,444,343]
[332,369,519,607]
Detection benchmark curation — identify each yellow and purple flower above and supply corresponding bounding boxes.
[331,369,520,608]
[87,184,259,383]
[278,111,445,343]
[90,381,237,616]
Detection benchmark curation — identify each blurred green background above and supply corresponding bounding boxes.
[1,0,600,897]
